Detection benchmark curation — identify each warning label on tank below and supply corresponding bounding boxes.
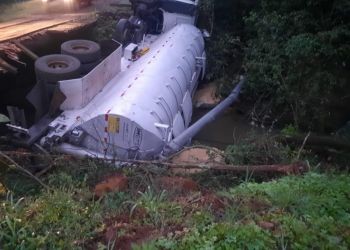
[107,115,120,133]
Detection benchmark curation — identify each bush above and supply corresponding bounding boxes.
[243,0,350,132]
[204,0,256,85]
[231,173,350,248]
[225,134,293,165]
[171,223,275,250]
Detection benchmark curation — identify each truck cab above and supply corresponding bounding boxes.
[114,0,199,45]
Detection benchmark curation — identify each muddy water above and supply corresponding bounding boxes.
[192,107,262,150]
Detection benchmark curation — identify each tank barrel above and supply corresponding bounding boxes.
[163,76,246,157]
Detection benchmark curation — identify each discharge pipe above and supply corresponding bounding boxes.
[162,76,246,157]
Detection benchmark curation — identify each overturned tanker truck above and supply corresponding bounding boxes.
[7,0,245,160]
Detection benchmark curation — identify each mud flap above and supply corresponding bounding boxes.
[49,87,66,116]
[26,81,50,121]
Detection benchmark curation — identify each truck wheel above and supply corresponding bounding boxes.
[113,19,131,45]
[61,40,101,64]
[35,54,81,83]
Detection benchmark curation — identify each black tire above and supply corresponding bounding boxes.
[113,19,131,45]
[133,27,145,43]
[127,16,147,43]
[61,40,101,64]
[35,54,81,83]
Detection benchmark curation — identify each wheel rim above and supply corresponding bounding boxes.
[71,45,90,52]
[48,61,69,69]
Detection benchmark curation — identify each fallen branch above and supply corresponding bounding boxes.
[35,163,54,178]
[0,151,49,157]
[114,159,308,175]
[0,151,49,189]
[0,151,307,175]
[296,132,310,160]
[13,41,39,60]
[276,133,350,151]
[0,57,17,74]
[161,162,307,175]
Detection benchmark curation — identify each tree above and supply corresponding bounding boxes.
[244,0,350,132]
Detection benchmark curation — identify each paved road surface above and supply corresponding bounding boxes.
[0,0,131,43]
[0,13,93,42]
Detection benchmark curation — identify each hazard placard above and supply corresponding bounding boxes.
[107,115,120,133]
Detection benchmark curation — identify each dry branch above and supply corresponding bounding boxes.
[0,57,17,74]
[0,151,49,189]
[112,158,308,175]
[277,133,350,151]
[13,41,38,60]
[0,151,307,175]
[148,161,307,175]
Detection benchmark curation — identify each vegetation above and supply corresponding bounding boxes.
[0,0,36,22]
[151,173,350,249]
[92,7,132,42]
[93,13,118,42]
[0,0,88,22]
[2,157,348,249]
[0,169,103,249]
[1,0,350,249]
[244,0,350,132]
[225,133,293,165]
[207,0,350,133]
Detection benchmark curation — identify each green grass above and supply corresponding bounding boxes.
[0,0,99,23]
[127,186,183,228]
[0,177,103,249]
[0,156,349,249]
[0,0,56,22]
[230,173,350,249]
[142,173,350,249]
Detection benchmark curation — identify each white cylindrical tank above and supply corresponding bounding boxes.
[64,24,205,159]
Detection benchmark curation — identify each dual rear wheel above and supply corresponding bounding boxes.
[35,39,101,82]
